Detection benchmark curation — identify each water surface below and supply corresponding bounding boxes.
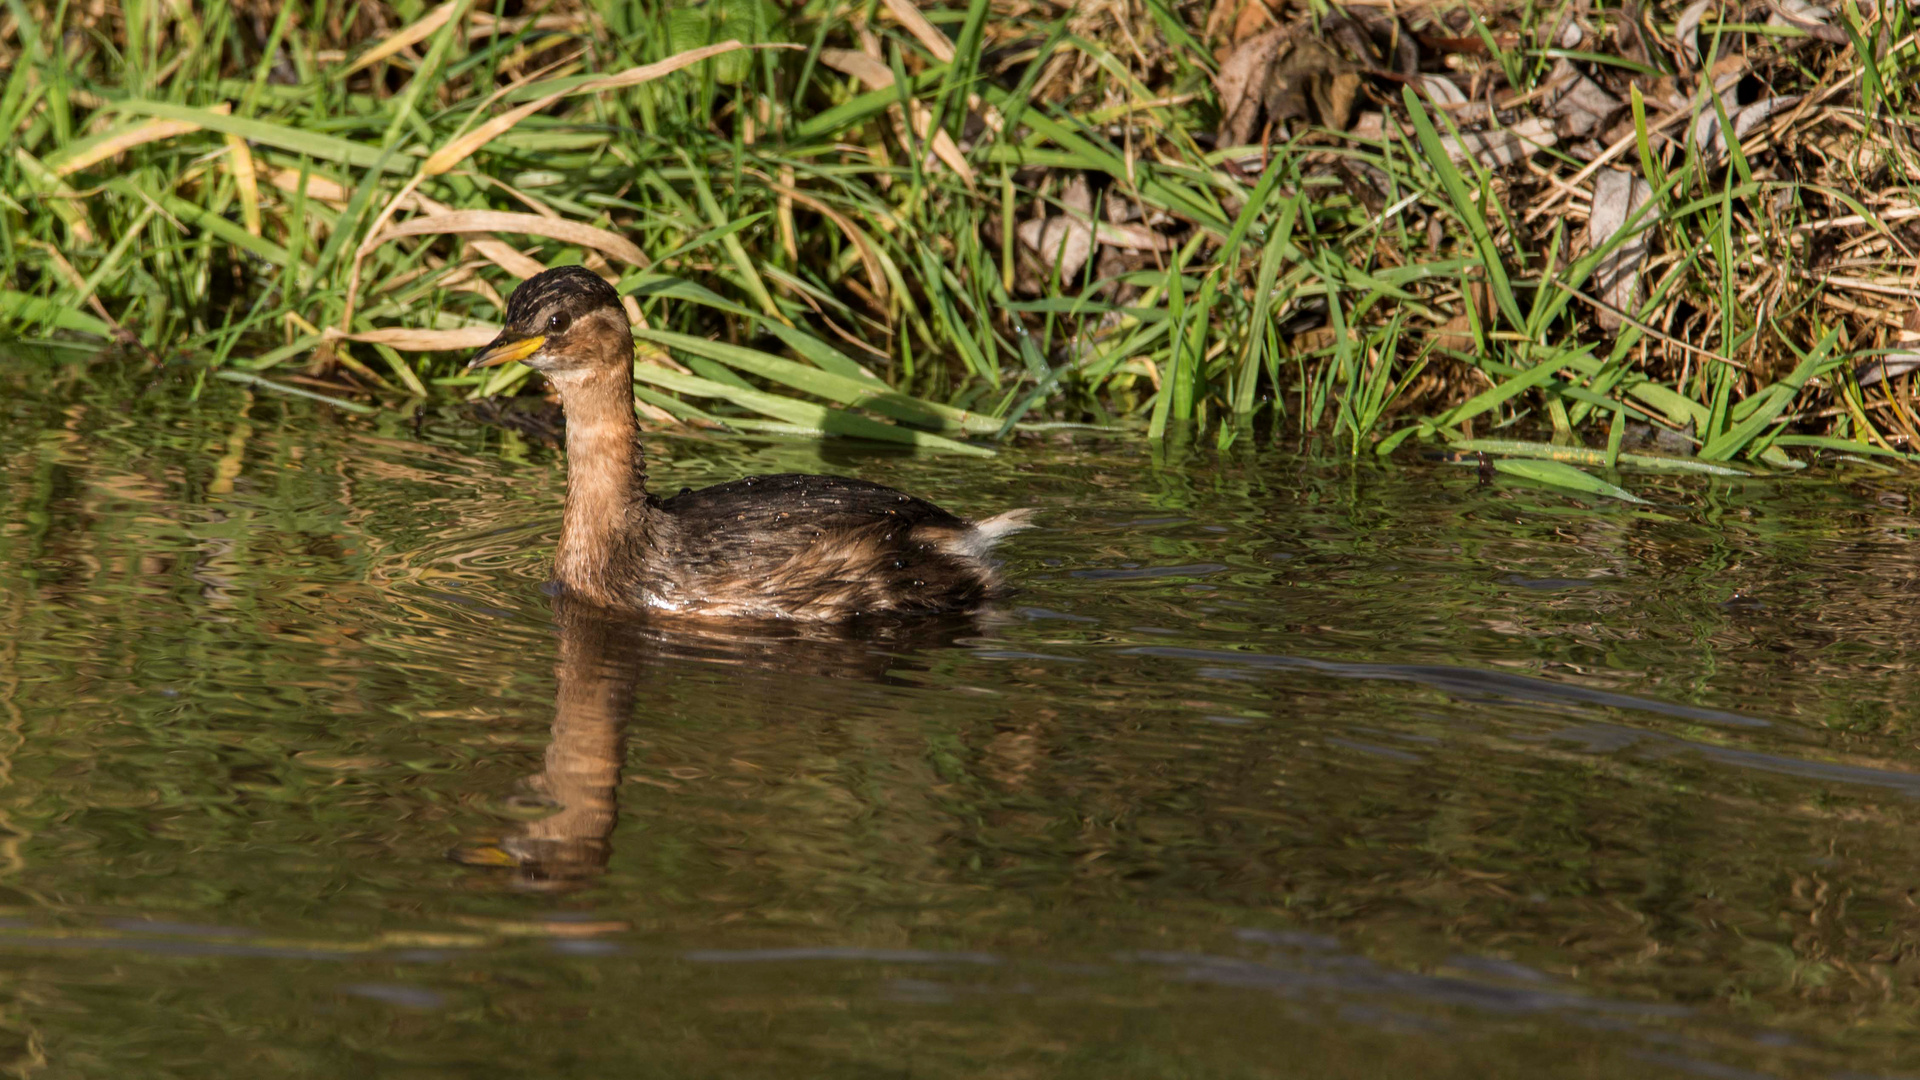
[6,353,1920,1077]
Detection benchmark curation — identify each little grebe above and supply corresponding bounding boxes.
[470,266,1031,620]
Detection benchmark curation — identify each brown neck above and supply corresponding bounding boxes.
[552,361,649,605]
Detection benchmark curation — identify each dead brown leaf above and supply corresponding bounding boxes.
[1857,354,1920,387]
[1767,0,1849,43]
[1214,25,1359,147]
[1546,62,1623,138]
[1589,169,1655,331]
[1857,308,1920,386]
[1675,0,1714,69]
[1016,174,1097,286]
[1206,0,1279,52]
[1444,118,1558,168]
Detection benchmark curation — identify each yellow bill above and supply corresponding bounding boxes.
[468,334,545,369]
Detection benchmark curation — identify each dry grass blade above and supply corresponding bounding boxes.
[325,327,498,350]
[265,168,352,205]
[281,165,544,280]
[819,49,975,185]
[1555,282,1751,372]
[566,41,800,95]
[465,239,546,279]
[1095,222,1176,251]
[422,41,784,176]
[879,0,956,62]
[752,172,888,299]
[466,10,583,36]
[21,239,127,341]
[51,105,229,176]
[365,211,649,266]
[343,0,468,75]
[224,134,262,237]
[15,149,95,245]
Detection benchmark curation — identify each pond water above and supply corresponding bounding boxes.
[7,352,1920,1078]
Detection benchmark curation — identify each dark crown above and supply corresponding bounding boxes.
[504,266,622,329]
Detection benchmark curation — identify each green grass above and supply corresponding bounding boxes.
[4,0,1920,492]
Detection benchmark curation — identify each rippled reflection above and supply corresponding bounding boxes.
[6,355,1920,1077]
[461,598,983,888]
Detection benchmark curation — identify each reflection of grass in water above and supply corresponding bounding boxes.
[5,0,1920,481]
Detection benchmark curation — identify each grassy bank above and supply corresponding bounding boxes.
[3,0,1920,480]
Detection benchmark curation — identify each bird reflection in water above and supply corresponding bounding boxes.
[455,595,983,889]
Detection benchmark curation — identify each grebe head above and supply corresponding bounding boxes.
[469,266,630,375]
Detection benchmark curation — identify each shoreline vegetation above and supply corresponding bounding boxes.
[5,0,1920,488]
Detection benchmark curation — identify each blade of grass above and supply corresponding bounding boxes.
[1699,327,1842,460]
[635,328,997,433]
[1401,85,1523,330]
[631,365,992,455]
[1492,458,1649,503]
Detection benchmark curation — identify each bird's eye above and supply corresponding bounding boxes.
[546,311,572,334]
